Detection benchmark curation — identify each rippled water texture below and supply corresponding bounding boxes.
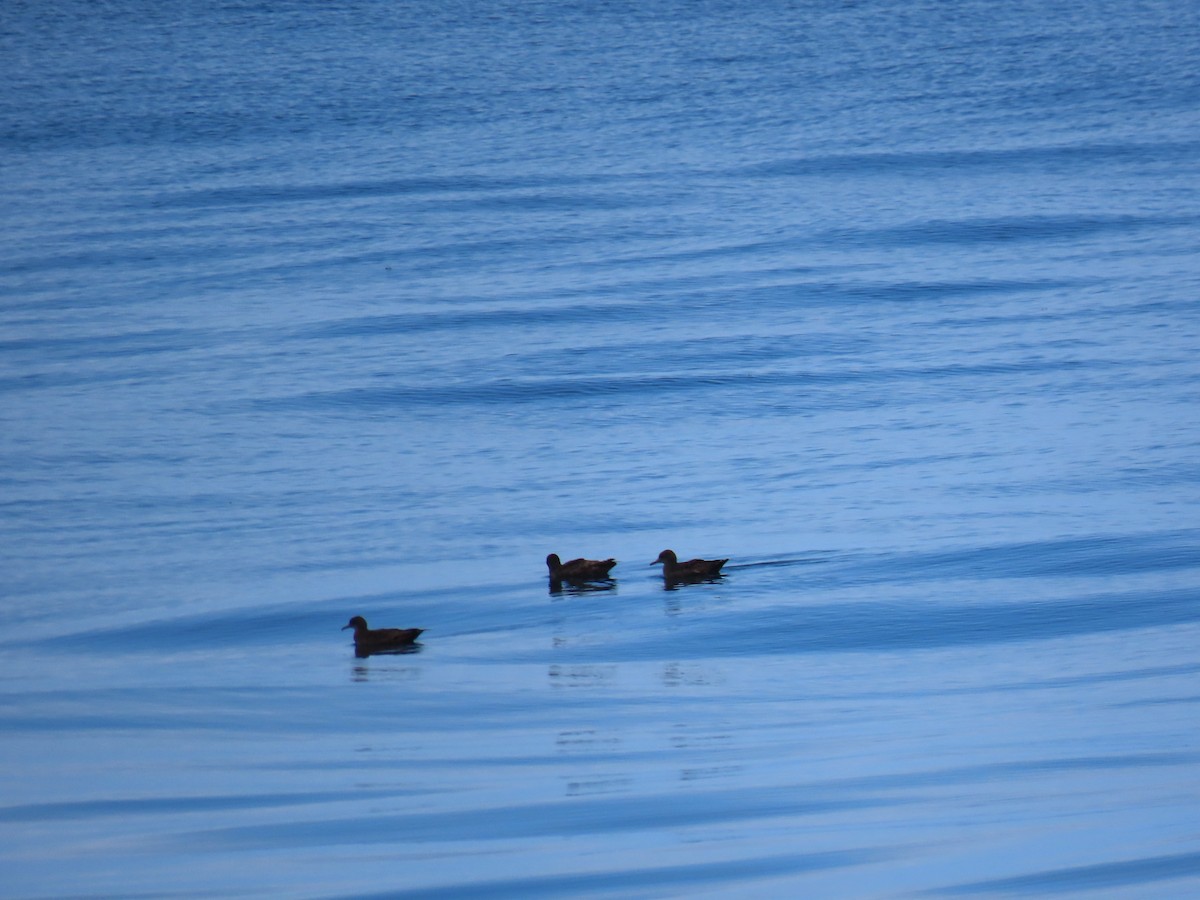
[2,0,1199,896]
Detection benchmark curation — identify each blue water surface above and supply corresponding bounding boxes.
[2,0,1199,896]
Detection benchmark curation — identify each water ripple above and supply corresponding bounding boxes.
[928,850,1200,895]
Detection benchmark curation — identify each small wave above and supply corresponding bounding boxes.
[150,171,630,211]
[821,212,1199,249]
[333,849,888,899]
[181,783,908,848]
[254,353,1118,414]
[0,788,418,824]
[927,850,1200,896]
[540,586,1200,664]
[737,139,1200,180]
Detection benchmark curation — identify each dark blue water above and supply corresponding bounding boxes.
[3,0,1200,895]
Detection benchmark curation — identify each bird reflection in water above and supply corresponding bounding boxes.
[549,577,617,597]
[351,662,422,683]
[548,664,617,688]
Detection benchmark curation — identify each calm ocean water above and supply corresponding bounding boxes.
[3,0,1200,896]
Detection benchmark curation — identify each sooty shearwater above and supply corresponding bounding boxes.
[546,553,617,582]
[342,616,424,656]
[651,549,728,580]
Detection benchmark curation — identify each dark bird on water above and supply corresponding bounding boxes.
[546,553,617,582]
[651,549,728,580]
[342,616,424,657]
